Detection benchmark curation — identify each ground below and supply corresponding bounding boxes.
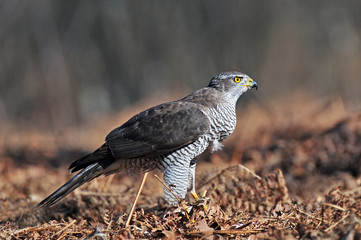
[1,94,361,239]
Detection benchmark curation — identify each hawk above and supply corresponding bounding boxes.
[38,71,258,207]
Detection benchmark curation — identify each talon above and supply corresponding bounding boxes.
[179,200,192,221]
[191,191,200,201]
[202,190,207,198]
[201,190,208,210]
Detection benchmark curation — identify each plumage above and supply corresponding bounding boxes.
[38,71,258,207]
[105,102,210,159]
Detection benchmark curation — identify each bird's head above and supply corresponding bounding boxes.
[208,71,258,101]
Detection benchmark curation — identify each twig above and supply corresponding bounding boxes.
[185,228,265,237]
[77,191,123,196]
[325,211,351,232]
[55,219,76,239]
[14,224,61,235]
[296,207,330,224]
[214,229,266,235]
[153,174,192,220]
[322,203,348,212]
[125,172,149,227]
[202,164,261,187]
[153,174,181,202]
[238,164,262,180]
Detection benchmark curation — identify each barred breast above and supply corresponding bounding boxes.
[202,102,237,151]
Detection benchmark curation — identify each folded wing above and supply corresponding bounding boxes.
[69,101,209,172]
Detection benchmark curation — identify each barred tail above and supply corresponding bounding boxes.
[37,163,105,208]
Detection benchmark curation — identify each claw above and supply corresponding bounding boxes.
[191,191,200,201]
[201,190,208,211]
[191,190,209,211]
[201,190,207,198]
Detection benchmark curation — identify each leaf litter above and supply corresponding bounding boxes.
[1,95,361,239]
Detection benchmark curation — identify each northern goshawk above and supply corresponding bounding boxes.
[38,71,258,207]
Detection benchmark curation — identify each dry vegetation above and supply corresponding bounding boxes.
[1,94,361,239]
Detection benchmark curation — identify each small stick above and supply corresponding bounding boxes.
[125,172,149,227]
[238,164,261,180]
[322,203,348,212]
[154,174,192,220]
[153,174,181,202]
[325,211,351,232]
[55,219,77,239]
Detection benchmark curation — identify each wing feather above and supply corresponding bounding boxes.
[105,101,209,159]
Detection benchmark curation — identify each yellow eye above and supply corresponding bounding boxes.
[234,77,242,83]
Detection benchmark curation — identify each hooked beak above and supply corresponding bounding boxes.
[243,78,258,90]
[250,80,258,90]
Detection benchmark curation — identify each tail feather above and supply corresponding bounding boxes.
[37,163,105,208]
[69,143,112,173]
[38,144,116,208]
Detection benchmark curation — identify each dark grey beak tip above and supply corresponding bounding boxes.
[251,81,258,90]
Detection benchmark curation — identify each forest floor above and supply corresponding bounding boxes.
[1,93,361,239]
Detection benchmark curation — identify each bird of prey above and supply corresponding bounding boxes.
[38,71,258,207]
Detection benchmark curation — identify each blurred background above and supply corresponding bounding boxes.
[1,0,361,158]
[2,2,361,234]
